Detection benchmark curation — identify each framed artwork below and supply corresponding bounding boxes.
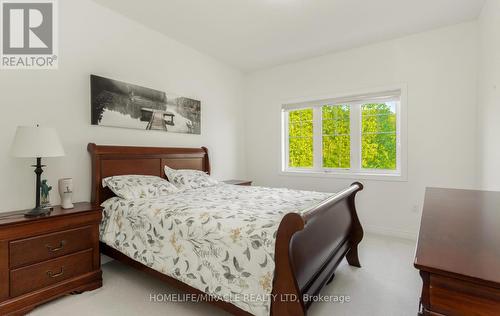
[91,75,201,134]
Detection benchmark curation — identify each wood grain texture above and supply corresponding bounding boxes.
[415,188,500,315]
[89,143,364,316]
[88,143,210,205]
[9,226,93,269]
[0,271,102,316]
[415,188,500,286]
[10,249,93,297]
[0,202,102,315]
[0,241,8,301]
[0,203,99,227]
[101,158,161,178]
[162,158,204,172]
[430,275,500,316]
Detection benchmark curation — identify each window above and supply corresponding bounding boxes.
[322,105,350,169]
[361,103,397,170]
[288,108,313,168]
[282,89,405,180]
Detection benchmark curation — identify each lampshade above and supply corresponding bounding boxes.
[10,126,65,158]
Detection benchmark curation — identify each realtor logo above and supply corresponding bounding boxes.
[1,0,58,69]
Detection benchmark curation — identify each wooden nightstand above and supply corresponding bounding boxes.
[0,202,102,315]
[223,179,253,186]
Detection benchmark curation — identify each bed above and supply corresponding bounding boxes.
[88,143,364,316]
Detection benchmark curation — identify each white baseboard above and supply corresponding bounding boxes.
[364,224,417,241]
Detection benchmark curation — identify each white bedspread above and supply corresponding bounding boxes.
[100,184,332,316]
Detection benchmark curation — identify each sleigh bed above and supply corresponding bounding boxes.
[88,143,364,316]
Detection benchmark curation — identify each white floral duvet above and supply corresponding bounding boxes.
[100,183,332,316]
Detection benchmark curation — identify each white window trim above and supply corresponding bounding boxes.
[280,84,408,182]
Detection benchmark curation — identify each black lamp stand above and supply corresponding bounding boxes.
[24,157,51,217]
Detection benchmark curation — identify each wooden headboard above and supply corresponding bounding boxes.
[87,143,210,206]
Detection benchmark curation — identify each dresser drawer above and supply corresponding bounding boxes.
[9,226,94,268]
[430,274,500,316]
[10,249,93,297]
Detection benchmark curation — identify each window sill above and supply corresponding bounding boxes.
[279,169,407,182]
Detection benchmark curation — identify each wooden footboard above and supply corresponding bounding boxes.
[271,182,364,316]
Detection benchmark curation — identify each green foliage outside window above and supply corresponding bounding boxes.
[288,103,397,171]
[361,103,397,170]
[288,108,313,168]
[322,105,350,168]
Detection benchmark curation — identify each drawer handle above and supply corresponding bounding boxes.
[46,240,66,252]
[47,267,64,278]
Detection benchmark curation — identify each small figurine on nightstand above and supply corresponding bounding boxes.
[58,178,74,209]
[40,179,52,207]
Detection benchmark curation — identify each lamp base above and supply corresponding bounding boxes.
[24,207,52,218]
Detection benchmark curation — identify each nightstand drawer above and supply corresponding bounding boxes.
[9,226,94,268]
[10,249,93,297]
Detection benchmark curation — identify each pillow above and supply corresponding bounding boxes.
[102,175,179,199]
[164,166,219,189]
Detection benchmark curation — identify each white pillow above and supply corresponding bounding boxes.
[102,175,179,199]
[164,166,219,189]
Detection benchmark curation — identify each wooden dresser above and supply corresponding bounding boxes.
[415,188,500,316]
[0,202,102,315]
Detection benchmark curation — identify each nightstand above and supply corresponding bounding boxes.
[223,179,253,186]
[0,202,102,315]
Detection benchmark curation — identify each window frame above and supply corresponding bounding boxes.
[281,86,407,181]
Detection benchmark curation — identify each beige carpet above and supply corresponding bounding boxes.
[30,234,421,316]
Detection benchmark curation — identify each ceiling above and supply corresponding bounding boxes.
[93,0,485,71]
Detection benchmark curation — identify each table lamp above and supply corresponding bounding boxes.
[10,126,65,217]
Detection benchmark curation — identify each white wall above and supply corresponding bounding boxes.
[0,1,486,242]
[244,22,479,239]
[478,0,500,190]
[0,0,245,212]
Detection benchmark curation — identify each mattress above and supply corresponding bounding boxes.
[100,183,332,316]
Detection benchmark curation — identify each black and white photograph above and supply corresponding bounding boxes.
[90,75,201,134]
